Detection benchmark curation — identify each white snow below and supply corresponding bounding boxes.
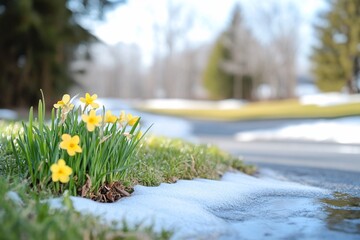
[235,116,360,144]
[139,98,246,110]
[48,172,328,239]
[235,93,360,144]
[299,92,360,106]
[0,109,18,120]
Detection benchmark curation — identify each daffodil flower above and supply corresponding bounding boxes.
[54,94,74,110]
[50,159,72,183]
[119,111,139,126]
[59,134,82,156]
[104,110,117,124]
[119,111,126,124]
[81,110,102,132]
[80,93,99,109]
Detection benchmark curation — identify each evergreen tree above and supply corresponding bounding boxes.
[203,36,233,99]
[311,0,360,93]
[0,0,124,108]
[203,4,257,100]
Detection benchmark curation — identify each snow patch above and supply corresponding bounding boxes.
[140,99,246,110]
[300,93,360,106]
[48,172,327,239]
[235,117,360,144]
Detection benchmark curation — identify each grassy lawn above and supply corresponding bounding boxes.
[136,99,360,121]
[0,120,255,240]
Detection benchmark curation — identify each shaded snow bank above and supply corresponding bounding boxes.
[139,99,246,110]
[300,93,360,106]
[49,172,330,239]
[235,117,360,144]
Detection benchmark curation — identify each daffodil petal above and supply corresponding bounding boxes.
[50,164,58,172]
[61,134,71,141]
[59,142,67,150]
[67,149,75,156]
[62,94,70,104]
[52,174,59,182]
[59,175,70,183]
[58,159,66,166]
[64,166,73,175]
[72,135,80,144]
[81,114,88,121]
[75,145,82,153]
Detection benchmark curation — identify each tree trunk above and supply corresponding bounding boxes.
[233,75,242,99]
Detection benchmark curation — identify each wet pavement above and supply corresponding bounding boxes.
[216,193,360,239]
[191,118,360,239]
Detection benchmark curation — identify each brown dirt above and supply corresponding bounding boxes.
[90,181,133,203]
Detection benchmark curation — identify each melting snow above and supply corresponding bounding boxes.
[235,117,360,144]
[299,93,360,106]
[48,172,332,239]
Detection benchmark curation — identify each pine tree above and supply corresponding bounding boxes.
[203,36,233,99]
[203,4,257,100]
[311,0,360,93]
[0,0,124,108]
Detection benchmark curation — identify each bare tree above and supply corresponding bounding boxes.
[256,2,300,99]
[150,0,195,98]
[220,4,262,100]
[71,42,143,98]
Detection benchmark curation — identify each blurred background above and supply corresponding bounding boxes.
[1,0,360,209]
[1,0,359,111]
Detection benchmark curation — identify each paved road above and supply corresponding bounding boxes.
[190,118,360,197]
[196,136,360,172]
[191,118,319,136]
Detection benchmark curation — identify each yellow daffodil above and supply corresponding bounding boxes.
[119,111,126,123]
[126,113,140,126]
[50,159,72,183]
[119,111,139,126]
[81,110,102,132]
[80,93,99,109]
[60,134,82,156]
[54,94,74,110]
[104,110,117,124]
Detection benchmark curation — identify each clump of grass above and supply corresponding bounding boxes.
[0,95,255,240]
[0,121,23,177]
[127,136,256,186]
[12,92,147,196]
[0,177,172,240]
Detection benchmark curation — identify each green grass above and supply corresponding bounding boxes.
[127,136,255,186]
[0,120,255,240]
[0,177,171,240]
[13,95,145,196]
[136,99,360,121]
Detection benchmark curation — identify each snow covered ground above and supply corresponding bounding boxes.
[136,93,360,144]
[235,116,360,144]
[48,171,342,240]
[5,93,360,238]
[234,93,360,144]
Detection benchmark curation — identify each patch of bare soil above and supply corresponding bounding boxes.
[79,175,133,203]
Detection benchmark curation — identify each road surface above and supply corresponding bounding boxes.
[190,119,360,197]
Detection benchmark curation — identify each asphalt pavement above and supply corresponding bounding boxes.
[190,118,360,197]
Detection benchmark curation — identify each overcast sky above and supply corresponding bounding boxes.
[89,0,328,73]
